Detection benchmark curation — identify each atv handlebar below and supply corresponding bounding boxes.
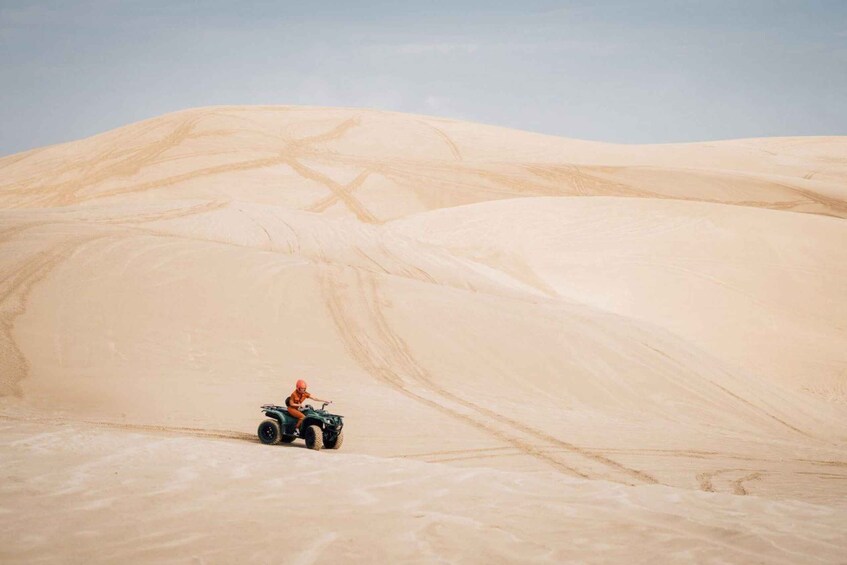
[301,402,332,412]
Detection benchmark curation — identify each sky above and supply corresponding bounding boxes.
[1,0,846,156]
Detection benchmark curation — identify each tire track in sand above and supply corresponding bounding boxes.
[417,120,462,161]
[640,342,811,439]
[295,117,361,146]
[4,114,381,225]
[2,115,205,206]
[361,271,657,484]
[320,265,658,484]
[0,234,112,396]
[89,200,230,225]
[320,265,590,479]
[0,412,254,442]
[306,169,373,215]
[697,469,765,495]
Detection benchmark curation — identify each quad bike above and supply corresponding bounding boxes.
[257,401,344,451]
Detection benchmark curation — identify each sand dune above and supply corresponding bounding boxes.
[3,107,846,217]
[1,106,846,562]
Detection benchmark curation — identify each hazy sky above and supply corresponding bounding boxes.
[1,0,846,155]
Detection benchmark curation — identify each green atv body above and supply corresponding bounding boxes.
[257,402,344,451]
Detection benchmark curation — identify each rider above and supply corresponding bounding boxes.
[287,379,331,435]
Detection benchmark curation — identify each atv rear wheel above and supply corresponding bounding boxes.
[325,430,344,450]
[304,425,324,451]
[258,419,281,445]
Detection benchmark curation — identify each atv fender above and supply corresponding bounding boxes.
[264,409,294,427]
[302,417,324,430]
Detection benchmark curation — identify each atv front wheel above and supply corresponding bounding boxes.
[258,419,281,445]
[325,430,344,450]
[304,425,324,451]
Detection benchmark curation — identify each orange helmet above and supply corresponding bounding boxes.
[296,379,307,391]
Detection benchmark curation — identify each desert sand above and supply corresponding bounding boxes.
[1,106,846,563]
